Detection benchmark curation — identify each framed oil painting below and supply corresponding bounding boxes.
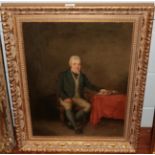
[0,3,154,153]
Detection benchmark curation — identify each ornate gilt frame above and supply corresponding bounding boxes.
[0,40,15,152]
[0,3,154,153]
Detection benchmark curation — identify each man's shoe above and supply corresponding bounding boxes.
[75,127,83,134]
[66,121,74,130]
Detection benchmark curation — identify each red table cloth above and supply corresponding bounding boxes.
[90,94,126,126]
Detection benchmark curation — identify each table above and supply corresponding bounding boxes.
[90,94,126,126]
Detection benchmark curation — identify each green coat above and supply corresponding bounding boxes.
[58,69,100,100]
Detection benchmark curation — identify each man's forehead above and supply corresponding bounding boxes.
[72,60,81,63]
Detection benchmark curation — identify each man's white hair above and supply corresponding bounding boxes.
[69,55,81,66]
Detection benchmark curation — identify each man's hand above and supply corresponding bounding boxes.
[64,98,72,103]
[98,89,110,95]
[98,89,119,95]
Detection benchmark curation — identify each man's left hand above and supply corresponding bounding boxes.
[98,89,118,95]
[98,89,110,95]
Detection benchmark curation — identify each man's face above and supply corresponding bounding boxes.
[70,60,81,74]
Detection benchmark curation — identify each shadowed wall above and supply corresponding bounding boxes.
[22,22,133,120]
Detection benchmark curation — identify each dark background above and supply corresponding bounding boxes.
[22,22,133,122]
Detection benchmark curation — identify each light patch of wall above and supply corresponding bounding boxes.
[141,12,155,127]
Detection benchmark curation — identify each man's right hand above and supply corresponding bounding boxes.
[64,98,72,103]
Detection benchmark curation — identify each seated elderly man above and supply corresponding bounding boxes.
[58,55,108,134]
